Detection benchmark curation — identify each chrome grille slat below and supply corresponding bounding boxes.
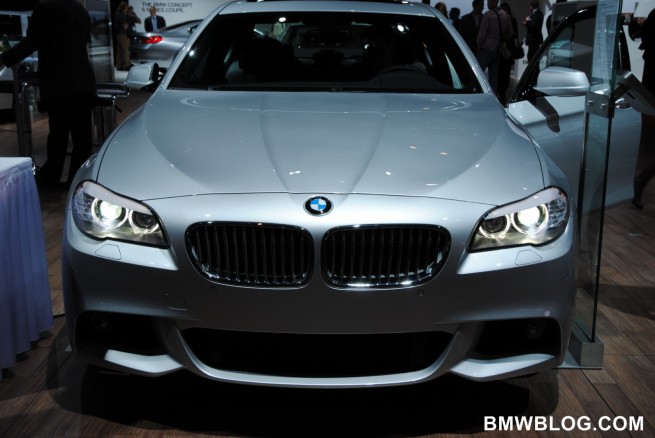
[280,230,287,283]
[396,229,404,282]
[187,224,312,287]
[260,226,268,282]
[231,226,240,282]
[367,229,375,280]
[387,231,394,282]
[249,227,257,283]
[222,226,230,281]
[323,226,450,288]
[272,229,278,283]
[241,227,249,283]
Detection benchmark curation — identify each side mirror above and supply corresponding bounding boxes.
[126,63,160,90]
[533,66,590,97]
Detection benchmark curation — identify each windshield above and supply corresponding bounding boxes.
[169,11,482,93]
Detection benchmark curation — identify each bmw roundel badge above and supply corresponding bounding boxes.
[304,196,332,216]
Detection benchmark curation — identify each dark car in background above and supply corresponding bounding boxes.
[130,20,201,70]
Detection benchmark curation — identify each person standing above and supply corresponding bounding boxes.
[633,8,655,208]
[0,0,96,188]
[144,6,167,32]
[449,7,462,31]
[458,0,484,53]
[435,2,448,18]
[497,2,518,105]
[114,1,131,70]
[476,0,512,94]
[127,6,142,36]
[524,0,544,62]
[641,8,655,97]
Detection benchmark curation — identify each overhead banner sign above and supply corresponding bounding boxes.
[134,0,230,30]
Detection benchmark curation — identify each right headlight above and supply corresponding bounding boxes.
[470,187,568,251]
[72,181,167,247]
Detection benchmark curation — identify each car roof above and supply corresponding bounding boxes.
[218,0,437,16]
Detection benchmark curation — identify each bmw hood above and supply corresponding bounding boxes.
[96,90,544,205]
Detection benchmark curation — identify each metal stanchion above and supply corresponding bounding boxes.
[12,62,38,159]
[94,82,129,147]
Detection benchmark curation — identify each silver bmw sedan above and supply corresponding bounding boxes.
[63,0,578,387]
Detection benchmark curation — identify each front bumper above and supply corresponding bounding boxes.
[63,192,577,387]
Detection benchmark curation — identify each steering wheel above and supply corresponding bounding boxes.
[374,64,426,77]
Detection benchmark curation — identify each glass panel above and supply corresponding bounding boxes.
[576,0,622,342]
[577,111,611,341]
[539,16,594,77]
[86,0,113,83]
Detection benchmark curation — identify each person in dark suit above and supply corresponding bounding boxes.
[0,0,96,188]
[449,7,461,31]
[633,8,655,208]
[126,5,142,36]
[144,6,167,32]
[458,0,484,53]
[497,2,518,104]
[523,0,544,62]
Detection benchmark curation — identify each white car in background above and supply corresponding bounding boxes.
[130,20,202,70]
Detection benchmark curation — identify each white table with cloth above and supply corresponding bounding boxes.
[0,157,53,380]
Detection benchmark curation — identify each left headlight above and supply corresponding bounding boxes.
[72,181,167,247]
[470,187,568,251]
